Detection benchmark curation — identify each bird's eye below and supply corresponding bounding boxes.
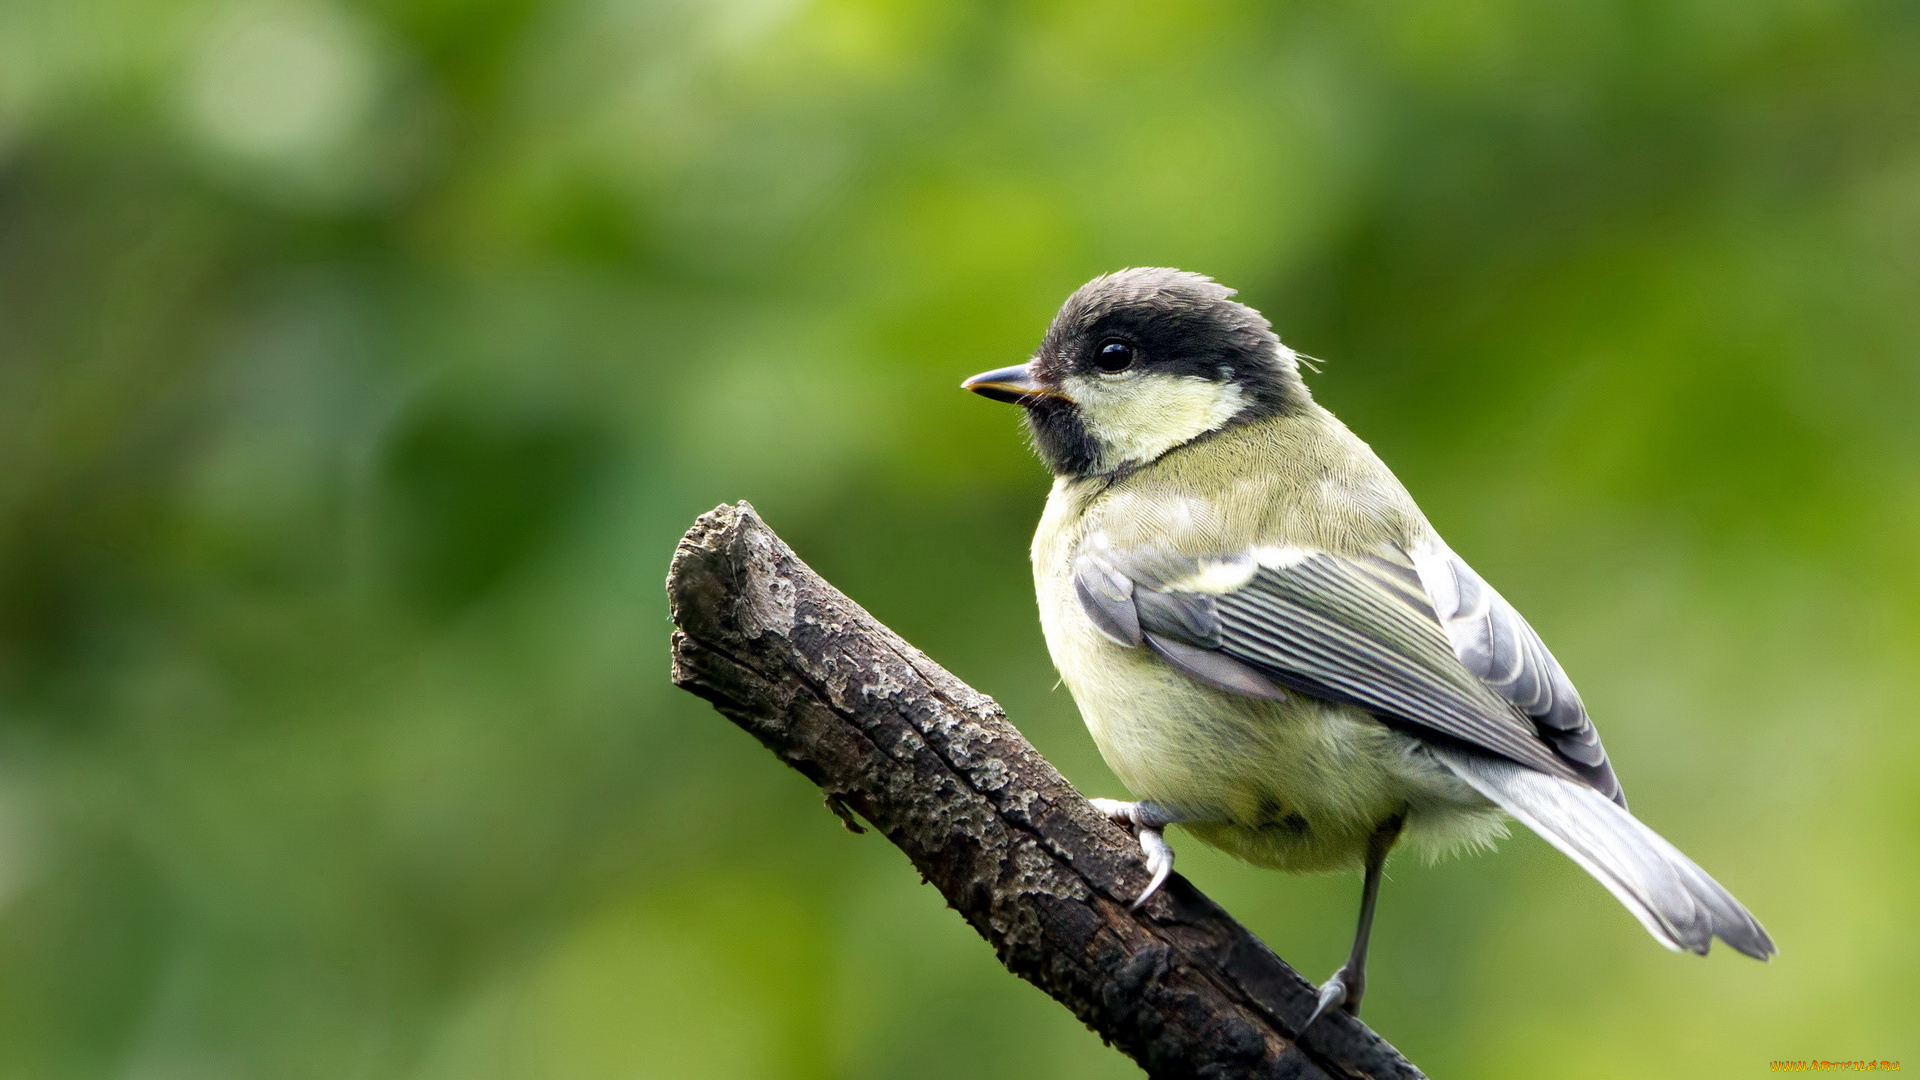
[1093,341,1135,373]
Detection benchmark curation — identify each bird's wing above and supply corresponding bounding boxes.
[1405,537,1622,803]
[1074,533,1623,802]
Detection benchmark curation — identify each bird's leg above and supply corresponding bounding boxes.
[1088,798,1182,909]
[1306,813,1405,1030]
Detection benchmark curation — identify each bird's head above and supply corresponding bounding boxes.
[964,268,1308,478]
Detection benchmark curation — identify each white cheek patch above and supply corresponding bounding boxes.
[1064,373,1250,471]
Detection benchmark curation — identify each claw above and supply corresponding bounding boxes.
[1089,799,1178,909]
[1304,969,1349,1030]
[1134,826,1174,909]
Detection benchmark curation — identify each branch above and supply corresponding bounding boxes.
[667,502,1426,1080]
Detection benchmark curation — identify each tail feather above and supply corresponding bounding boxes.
[1431,748,1775,960]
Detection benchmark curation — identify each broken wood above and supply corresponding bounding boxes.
[668,501,1425,1080]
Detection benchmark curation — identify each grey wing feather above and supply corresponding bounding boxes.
[1075,540,1584,784]
[1143,632,1290,700]
[1209,560,1581,781]
[1073,551,1140,646]
[1429,746,1774,959]
[1071,534,1770,959]
[1410,540,1624,804]
[1073,536,1624,795]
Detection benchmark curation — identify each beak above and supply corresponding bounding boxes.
[961,364,1070,405]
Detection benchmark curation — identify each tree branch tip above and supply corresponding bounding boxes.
[665,502,1425,1080]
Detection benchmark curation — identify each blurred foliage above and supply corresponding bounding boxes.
[1,0,1917,1076]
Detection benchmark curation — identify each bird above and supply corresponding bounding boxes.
[961,267,1774,1030]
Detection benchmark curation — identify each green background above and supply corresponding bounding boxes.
[2,0,1916,1076]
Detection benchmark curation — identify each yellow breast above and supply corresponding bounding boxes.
[1027,413,1506,872]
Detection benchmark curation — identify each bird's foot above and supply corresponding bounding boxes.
[1089,799,1177,909]
[1304,962,1363,1030]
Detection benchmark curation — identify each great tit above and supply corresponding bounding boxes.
[964,268,1773,1028]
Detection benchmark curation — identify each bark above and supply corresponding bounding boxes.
[668,502,1426,1080]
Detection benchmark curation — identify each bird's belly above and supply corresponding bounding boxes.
[1032,504,1503,874]
[1052,626,1502,873]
